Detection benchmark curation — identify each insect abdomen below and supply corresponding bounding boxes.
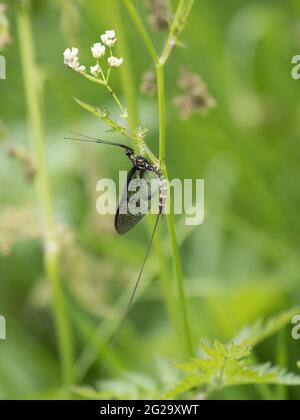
[156,173,168,214]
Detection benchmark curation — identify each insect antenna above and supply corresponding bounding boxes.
[100,213,161,374]
[65,131,133,152]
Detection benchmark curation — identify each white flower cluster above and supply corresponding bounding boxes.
[63,47,86,73]
[91,43,105,59]
[100,30,117,48]
[108,56,123,68]
[92,30,123,69]
[63,30,123,78]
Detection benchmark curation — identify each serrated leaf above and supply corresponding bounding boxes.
[233,308,299,348]
[96,372,160,400]
[94,358,180,401]
[163,374,203,400]
[163,341,300,399]
[74,98,131,139]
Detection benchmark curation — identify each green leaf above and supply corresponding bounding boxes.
[93,358,180,400]
[74,98,130,139]
[96,372,159,400]
[163,341,300,399]
[233,308,299,348]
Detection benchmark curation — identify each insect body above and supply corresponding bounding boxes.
[66,133,167,357]
[115,149,167,234]
[129,154,167,214]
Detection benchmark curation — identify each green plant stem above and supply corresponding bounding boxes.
[255,384,275,401]
[82,72,106,86]
[124,0,194,357]
[160,0,195,65]
[98,62,106,82]
[17,3,74,387]
[83,73,126,116]
[110,0,138,132]
[58,0,80,46]
[110,0,185,354]
[153,231,182,348]
[156,64,166,162]
[105,83,127,116]
[123,0,159,64]
[75,218,199,379]
[156,64,193,356]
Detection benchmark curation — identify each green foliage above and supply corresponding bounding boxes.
[74,97,158,165]
[233,308,300,348]
[1,0,300,401]
[164,342,300,399]
[163,310,300,399]
[74,97,130,139]
[0,120,6,142]
[0,321,60,399]
[71,309,300,400]
[171,0,195,39]
[57,0,81,45]
[73,358,180,400]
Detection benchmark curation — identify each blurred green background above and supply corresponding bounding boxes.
[0,0,300,400]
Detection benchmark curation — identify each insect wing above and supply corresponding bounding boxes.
[115,167,159,234]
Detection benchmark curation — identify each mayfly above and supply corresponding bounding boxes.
[66,133,168,351]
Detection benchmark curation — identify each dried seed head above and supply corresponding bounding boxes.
[173,66,217,120]
[0,206,40,256]
[140,70,157,96]
[144,0,172,32]
[6,146,17,158]
[6,146,36,183]
[24,162,37,183]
